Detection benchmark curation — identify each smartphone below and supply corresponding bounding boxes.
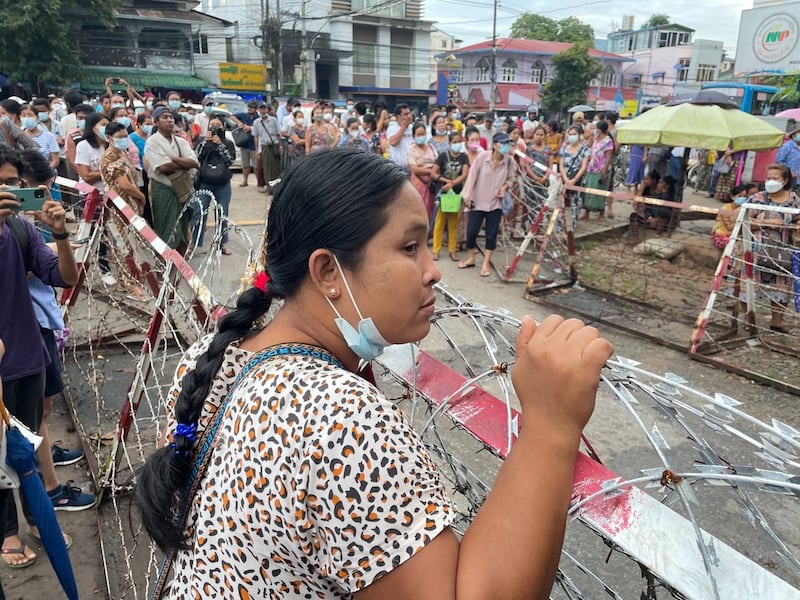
[7,187,47,212]
[112,77,120,83]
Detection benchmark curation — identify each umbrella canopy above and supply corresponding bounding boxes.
[4,427,78,600]
[776,107,800,121]
[666,90,739,108]
[568,104,594,113]
[615,104,785,151]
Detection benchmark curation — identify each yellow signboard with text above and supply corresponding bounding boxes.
[620,99,640,118]
[218,63,267,91]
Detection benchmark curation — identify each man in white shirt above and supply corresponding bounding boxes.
[386,103,413,171]
[478,111,496,148]
[253,102,281,185]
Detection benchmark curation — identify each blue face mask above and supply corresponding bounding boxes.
[97,125,107,140]
[204,106,213,115]
[113,137,130,151]
[38,112,49,122]
[415,136,428,145]
[21,117,37,130]
[733,196,747,206]
[169,100,181,110]
[499,143,511,155]
[143,124,153,135]
[794,134,800,143]
[112,103,124,110]
[326,255,391,367]
[96,104,104,113]
[117,116,131,129]
[450,142,463,153]
[77,119,86,131]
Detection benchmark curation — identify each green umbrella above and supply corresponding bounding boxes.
[616,104,785,151]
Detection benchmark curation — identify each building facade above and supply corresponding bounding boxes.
[76,0,232,96]
[608,21,726,101]
[200,0,434,108]
[446,38,636,114]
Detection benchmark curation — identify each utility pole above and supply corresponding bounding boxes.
[275,0,283,96]
[300,0,308,97]
[489,0,498,112]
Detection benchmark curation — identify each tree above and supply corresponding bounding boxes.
[642,14,671,28]
[510,13,594,43]
[540,42,602,115]
[0,0,121,94]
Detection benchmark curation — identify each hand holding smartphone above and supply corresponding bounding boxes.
[7,187,47,212]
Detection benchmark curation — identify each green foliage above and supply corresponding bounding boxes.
[541,42,602,114]
[642,14,671,28]
[764,74,800,102]
[0,0,122,94]
[510,13,594,43]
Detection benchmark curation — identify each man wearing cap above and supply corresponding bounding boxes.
[144,105,199,253]
[195,98,215,137]
[230,101,259,187]
[572,111,586,126]
[776,125,800,187]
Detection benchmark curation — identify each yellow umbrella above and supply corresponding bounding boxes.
[616,104,784,151]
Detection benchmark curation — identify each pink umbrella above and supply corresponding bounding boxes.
[775,107,800,120]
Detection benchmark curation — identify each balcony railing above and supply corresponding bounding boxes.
[79,45,192,70]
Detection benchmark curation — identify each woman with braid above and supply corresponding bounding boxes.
[136,148,613,598]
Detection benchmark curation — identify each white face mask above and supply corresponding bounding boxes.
[323,113,333,122]
[764,179,783,194]
[326,255,391,368]
[348,129,359,139]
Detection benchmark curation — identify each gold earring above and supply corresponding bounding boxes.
[329,288,338,297]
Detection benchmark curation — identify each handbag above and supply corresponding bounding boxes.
[758,235,794,271]
[198,144,230,186]
[231,127,251,148]
[715,156,731,175]
[440,189,462,213]
[168,140,195,204]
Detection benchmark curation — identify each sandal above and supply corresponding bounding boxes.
[1,541,37,569]
[30,528,72,550]
[238,182,249,187]
[480,268,491,278]
[432,252,439,261]
[769,324,791,334]
[221,246,233,256]
[458,261,475,269]
[449,253,459,262]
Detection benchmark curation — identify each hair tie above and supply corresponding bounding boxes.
[253,271,270,293]
[174,422,197,444]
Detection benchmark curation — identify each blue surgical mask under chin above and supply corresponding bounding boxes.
[326,255,391,367]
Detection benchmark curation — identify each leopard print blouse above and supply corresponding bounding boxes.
[163,335,455,598]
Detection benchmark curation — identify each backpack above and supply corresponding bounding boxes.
[6,216,32,273]
[198,144,230,185]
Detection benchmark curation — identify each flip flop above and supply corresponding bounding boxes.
[480,269,491,278]
[458,262,475,269]
[30,529,72,550]
[1,542,37,568]
[449,253,459,262]
[432,252,439,261]
[221,246,233,256]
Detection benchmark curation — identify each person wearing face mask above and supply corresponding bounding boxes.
[559,125,589,212]
[776,125,800,188]
[166,91,183,113]
[101,122,146,214]
[0,98,37,151]
[74,112,109,193]
[195,99,215,137]
[445,103,464,134]
[710,183,756,251]
[581,120,614,221]
[19,104,60,170]
[136,148,613,600]
[306,105,337,155]
[231,101,259,186]
[387,103,414,170]
[459,132,517,277]
[130,113,155,224]
[750,164,800,334]
[279,99,301,171]
[322,104,341,141]
[478,111,495,149]
[406,121,438,221]
[110,106,143,178]
[338,117,369,152]
[430,131,470,262]
[428,115,450,154]
[287,109,307,162]
[64,103,94,181]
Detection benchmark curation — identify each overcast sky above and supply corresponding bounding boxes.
[423,0,752,54]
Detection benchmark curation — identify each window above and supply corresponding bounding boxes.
[441,40,448,49]
[501,58,516,83]
[476,57,490,82]
[677,58,690,82]
[628,73,641,87]
[450,69,464,84]
[696,64,716,82]
[600,65,616,87]
[391,28,413,77]
[531,60,544,84]
[352,0,405,18]
[353,24,377,74]
[225,38,233,62]
[192,33,208,54]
